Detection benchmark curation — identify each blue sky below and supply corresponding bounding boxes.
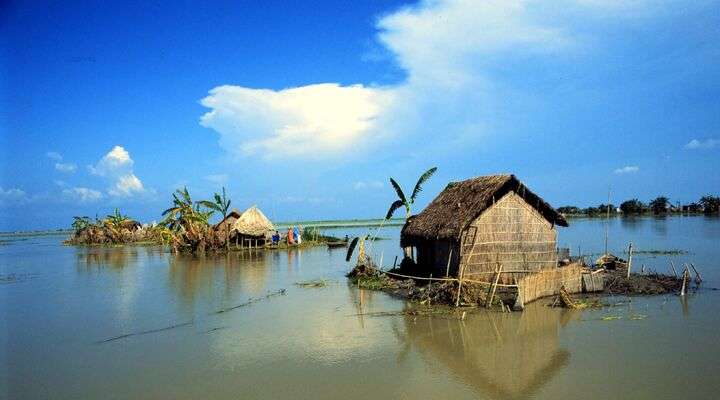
[1,0,719,231]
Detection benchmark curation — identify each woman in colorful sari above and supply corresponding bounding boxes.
[293,226,301,245]
[287,227,295,245]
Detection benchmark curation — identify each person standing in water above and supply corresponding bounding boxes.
[294,226,301,245]
[287,227,294,245]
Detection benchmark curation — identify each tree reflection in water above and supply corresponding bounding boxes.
[168,250,270,307]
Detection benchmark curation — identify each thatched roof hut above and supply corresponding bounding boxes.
[119,219,142,231]
[232,206,275,238]
[402,174,567,247]
[400,174,568,281]
[214,209,242,232]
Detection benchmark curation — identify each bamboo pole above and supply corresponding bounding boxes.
[445,248,453,277]
[669,261,678,278]
[680,266,688,296]
[486,263,504,308]
[690,263,702,283]
[626,242,633,278]
[604,188,611,255]
[455,262,466,307]
[379,252,384,269]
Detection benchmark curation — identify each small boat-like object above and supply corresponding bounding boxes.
[326,241,348,249]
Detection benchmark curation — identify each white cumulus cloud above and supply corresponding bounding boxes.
[108,174,145,197]
[62,187,103,202]
[46,151,77,173]
[89,146,147,198]
[199,0,672,160]
[200,83,394,159]
[614,165,639,174]
[89,145,134,176]
[684,138,719,150]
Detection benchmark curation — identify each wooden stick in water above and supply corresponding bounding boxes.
[393,255,398,269]
[690,263,702,283]
[680,266,688,296]
[669,261,678,278]
[626,242,634,278]
[455,262,465,307]
[486,263,503,308]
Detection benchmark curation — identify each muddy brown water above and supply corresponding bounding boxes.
[2,216,720,399]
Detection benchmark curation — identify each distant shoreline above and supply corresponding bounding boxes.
[3,215,719,237]
[0,218,406,237]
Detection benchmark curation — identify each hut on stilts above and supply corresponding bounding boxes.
[400,174,589,308]
[231,206,275,249]
[212,209,243,247]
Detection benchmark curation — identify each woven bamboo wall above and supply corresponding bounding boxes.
[460,192,558,282]
[516,264,584,305]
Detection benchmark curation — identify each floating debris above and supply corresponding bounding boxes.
[295,279,332,288]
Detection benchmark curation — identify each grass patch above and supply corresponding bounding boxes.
[295,279,332,288]
[352,275,392,290]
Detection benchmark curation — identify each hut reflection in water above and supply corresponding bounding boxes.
[401,303,579,400]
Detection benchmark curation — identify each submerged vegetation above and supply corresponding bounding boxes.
[65,209,164,245]
[160,187,227,253]
[65,185,346,253]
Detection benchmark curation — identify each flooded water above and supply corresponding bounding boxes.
[2,216,720,399]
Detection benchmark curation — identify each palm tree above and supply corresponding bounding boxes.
[649,196,669,215]
[161,187,213,241]
[197,187,232,250]
[385,167,438,220]
[699,195,720,214]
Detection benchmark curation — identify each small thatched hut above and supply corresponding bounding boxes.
[232,206,275,248]
[119,219,142,231]
[401,174,568,281]
[214,209,243,233]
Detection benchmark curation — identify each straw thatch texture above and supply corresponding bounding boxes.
[119,220,142,231]
[232,206,274,237]
[401,174,567,247]
[461,192,559,281]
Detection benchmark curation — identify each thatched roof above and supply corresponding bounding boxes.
[119,220,142,231]
[401,174,568,245]
[232,206,275,237]
[214,209,242,231]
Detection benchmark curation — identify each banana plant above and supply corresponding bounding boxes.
[385,167,437,220]
[197,187,232,250]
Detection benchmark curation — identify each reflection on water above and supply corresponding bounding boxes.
[76,247,141,270]
[3,217,720,400]
[169,250,271,306]
[650,216,669,236]
[619,216,644,232]
[403,303,578,400]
